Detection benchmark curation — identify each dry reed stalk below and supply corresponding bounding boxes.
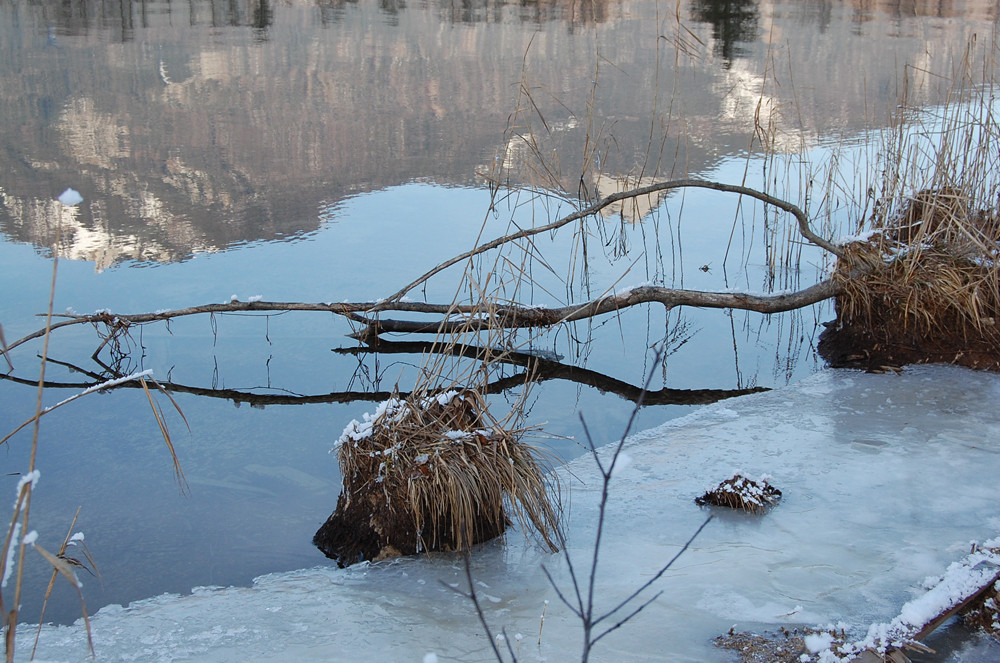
[2,211,185,659]
[821,38,1000,371]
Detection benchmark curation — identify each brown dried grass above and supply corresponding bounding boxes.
[828,41,1000,364]
[833,238,1000,343]
[323,388,560,564]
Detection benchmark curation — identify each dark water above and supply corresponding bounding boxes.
[0,0,996,625]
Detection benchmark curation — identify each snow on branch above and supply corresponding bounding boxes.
[809,541,1000,662]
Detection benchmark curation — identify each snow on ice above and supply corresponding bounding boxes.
[17,365,1000,662]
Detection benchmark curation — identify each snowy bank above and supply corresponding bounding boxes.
[18,366,1000,662]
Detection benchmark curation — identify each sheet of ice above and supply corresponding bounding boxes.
[18,366,1000,662]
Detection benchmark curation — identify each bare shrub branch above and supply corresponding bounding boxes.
[454,347,711,662]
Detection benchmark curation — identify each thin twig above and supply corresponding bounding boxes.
[440,551,508,662]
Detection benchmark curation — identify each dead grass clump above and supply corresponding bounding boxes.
[887,187,1000,249]
[822,193,1000,371]
[313,388,560,566]
[820,41,1000,372]
[695,473,781,513]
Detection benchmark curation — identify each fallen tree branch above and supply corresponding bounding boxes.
[4,177,846,358]
[351,280,842,337]
[7,279,840,351]
[5,279,841,354]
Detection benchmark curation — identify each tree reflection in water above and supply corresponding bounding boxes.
[689,0,760,66]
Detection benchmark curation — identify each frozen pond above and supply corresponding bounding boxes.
[0,0,998,643]
[18,365,1000,661]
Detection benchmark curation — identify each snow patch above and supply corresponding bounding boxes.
[2,523,19,588]
[15,470,40,501]
[57,188,83,206]
[804,631,834,653]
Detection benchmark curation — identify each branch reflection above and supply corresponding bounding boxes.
[1,339,766,408]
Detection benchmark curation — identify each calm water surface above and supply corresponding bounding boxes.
[0,0,996,624]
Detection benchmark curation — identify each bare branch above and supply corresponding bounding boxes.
[591,515,713,630]
[381,178,845,304]
[540,562,583,619]
[440,551,508,662]
[5,279,840,356]
[354,280,840,337]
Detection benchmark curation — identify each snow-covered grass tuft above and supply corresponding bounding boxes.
[315,388,561,564]
[695,472,782,513]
